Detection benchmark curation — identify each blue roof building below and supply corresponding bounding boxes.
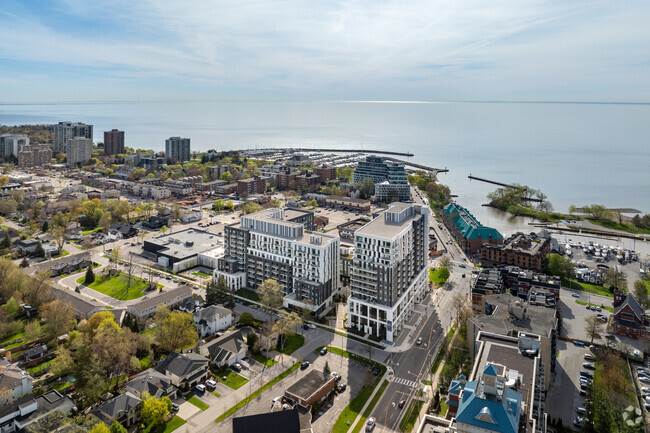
[453,364,522,433]
[442,203,503,254]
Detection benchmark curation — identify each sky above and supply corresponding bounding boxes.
[0,0,649,102]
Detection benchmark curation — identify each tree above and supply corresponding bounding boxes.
[269,198,282,208]
[206,275,230,306]
[25,320,43,342]
[213,200,225,211]
[241,202,262,215]
[437,266,450,282]
[109,421,127,433]
[110,246,121,270]
[159,225,169,236]
[20,257,28,268]
[4,297,20,319]
[41,220,48,233]
[323,360,331,376]
[358,178,374,199]
[238,312,257,327]
[220,171,233,182]
[272,312,301,350]
[247,332,259,353]
[582,204,613,221]
[48,225,67,252]
[451,294,471,325]
[153,306,198,352]
[34,242,44,258]
[89,423,110,433]
[258,279,284,322]
[604,268,628,291]
[439,255,451,268]
[546,254,575,279]
[85,264,95,284]
[633,280,650,309]
[224,200,234,211]
[141,392,169,427]
[40,300,75,339]
[585,315,605,344]
[92,316,137,390]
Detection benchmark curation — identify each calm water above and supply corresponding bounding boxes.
[1,100,648,234]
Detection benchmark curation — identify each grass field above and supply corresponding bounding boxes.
[187,396,209,410]
[76,273,151,300]
[438,399,448,417]
[575,300,614,313]
[218,371,249,389]
[252,353,277,367]
[234,288,260,302]
[429,267,449,285]
[162,416,186,433]
[278,333,305,355]
[561,277,613,298]
[192,271,212,277]
[211,391,221,398]
[351,379,389,433]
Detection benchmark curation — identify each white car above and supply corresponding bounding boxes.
[206,380,217,389]
[366,417,376,431]
[195,384,206,393]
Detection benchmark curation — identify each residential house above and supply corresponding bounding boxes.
[125,368,179,400]
[199,330,247,368]
[0,363,33,406]
[23,345,47,361]
[127,286,192,322]
[194,305,233,337]
[0,390,74,433]
[28,251,92,277]
[92,392,142,428]
[110,223,138,239]
[178,295,205,313]
[154,352,209,390]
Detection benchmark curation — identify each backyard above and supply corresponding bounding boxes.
[217,370,249,389]
[76,272,158,300]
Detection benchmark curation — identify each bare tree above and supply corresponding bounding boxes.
[585,315,605,344]
[48,225,67,253]
[439,256,452,268]
[258,279,284,322]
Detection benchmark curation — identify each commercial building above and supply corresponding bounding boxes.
[324,195,371,212]
[143,228,222,272]
[103,129,125,155]
[481,232,550,273]
[284,370,336,408]
[237,176,265,195]
[53,121,93,154]
[215,208,339,316]
[18,144,52,168]
[314,165,337,181]
[165,136,190,163]
[467,293,557,391]
[443,203,503,254]
[352,156,410,202]
[66,137,93,167]
[0,134,29,156]
[233,409,302,433]
[347,203,429,342]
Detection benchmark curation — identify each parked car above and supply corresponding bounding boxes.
[372,366,381,376]
[576,407,587,415]
[301,361,310,370]
[584,354,595,361]
[580,370,593,378]
[232,362,243,372]
[195,384,206,393]
[573,417,584,426]
[171,403,179,412]
[337,383,347,393]
[583,362,595,370]
[332,372,341,382]
[206,380,217,389]
[366,417,376,431]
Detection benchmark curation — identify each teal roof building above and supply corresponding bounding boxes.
[442,203,503,254]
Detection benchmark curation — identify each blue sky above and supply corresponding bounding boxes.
[1,0,649,102]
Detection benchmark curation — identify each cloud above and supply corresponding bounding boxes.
[0,0,649,101]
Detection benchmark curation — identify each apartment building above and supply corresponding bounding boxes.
[0,134,29,156]
[18,144,53,168]
[104,129,125,155]
[54,121,93,154]
[481,232,550,273]
[237,176,265,195]
[216,208,339,316]
[443,203,503,254]
[165,136,191,163]
[352,156,410,202]
[66,137,93,167]
[347,203,429,342]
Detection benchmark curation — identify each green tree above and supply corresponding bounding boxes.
[582,204,613,221]
[224,200,234,210]
[238,312,257,327]
[34,242,44,258]
[358,178,374,199]
[41,220,48,233]
[153,306,198,352]
[206,275,231,306]
[273,312,302,350]
[604,268,628,291]
[269,198,282,208]
[241,202,262,215]
[546,254,575,279]
[323,360,331,376]
[89,423,110,433]
[40,299,75,339]
[258,279,284,322]
[438,266,450,282]
[246,332,259,353]
[141,392,170,427]
[20,257,29,268]
[213,199,225,211]
[220,171,233,182]
[633,280,650,309]
[85,264,95,284]
[109,421,127,433]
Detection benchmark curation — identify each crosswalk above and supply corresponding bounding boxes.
[389,376,418,388]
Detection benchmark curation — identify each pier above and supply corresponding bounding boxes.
[468,175,543,202]
[244,147,414,157]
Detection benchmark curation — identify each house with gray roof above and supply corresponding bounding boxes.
[194,305,233,337]
[613,292,648,339]
[125,368,178,400]
[51,285,107,320]
[92,392,142,428]
[127,285,192,321]
[0,364,33,406]
[0,390,74,432]
[199,330,247,368]
[154,352,209,390]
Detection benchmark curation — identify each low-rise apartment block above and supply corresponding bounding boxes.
[481,232,550,273]
[443,203,503,254]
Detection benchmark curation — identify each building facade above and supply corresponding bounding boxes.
[237,176,265,195]
[165,136,191,163]
[613,293,648,339]
[54,121,93,154]
[66,137,93,167]
[352,156,410,202]
[347,203,429,342]
[104,129,125,155]
[0,134,29,156]
[481,233,550,273]
[18,144,52,168]
[216,208,339,316]
[443,203,504,254]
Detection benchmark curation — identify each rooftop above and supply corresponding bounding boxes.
[486,232,547,254]
[233,408,301,433]
[444,203,503,241]
[285,369,335,401]
[470,293,557,338]
[147,228,222,259]
[356,203,423,239]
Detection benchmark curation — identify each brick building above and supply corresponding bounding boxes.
[314,165,337,181]
[613,293,648,339]
[237,176,265,195]
[104,129,125,155]
[481,232,550,273]
[284,370,335,408]
[442,203,503,254]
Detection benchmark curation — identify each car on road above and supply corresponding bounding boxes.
[416,337,423,346]
[301,361,310,370]
[320,347,328,356]
[573,417,584,426]
[173,279,179,283]
[572,293,580,298]
[459,264,467,268]
[398,400,406,409]
[366,417,376,431]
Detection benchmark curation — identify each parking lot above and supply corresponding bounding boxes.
[546,341,592,428]
[559,290,610,343]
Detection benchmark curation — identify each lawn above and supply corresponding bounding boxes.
[0,330,25,349]
[210,391,221,398]
[187,396,209,410]
[351,379,389,433]
[234,288,260,302]
[252,353,277,367]
[76,272,150,300]
[399,399,424,433]
[429,267,449,285]
[51,249,70,258]
[561,277,613,298]
[278,333,305,355]
[81,227,103,236]
[438,398,448,417]
[575,300,614,313]
[162,416,186,433]
[215,362,301,423]
[217,370,249,390]
[139,355,151,369]
[431,325,456,374]
[192,271,212,277]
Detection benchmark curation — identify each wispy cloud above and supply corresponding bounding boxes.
[0,0,649,101]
